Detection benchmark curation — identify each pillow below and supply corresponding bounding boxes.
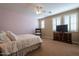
[6,31,17,41]
[0,32,11,42]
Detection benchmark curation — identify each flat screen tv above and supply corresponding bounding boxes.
[56,25,68,32]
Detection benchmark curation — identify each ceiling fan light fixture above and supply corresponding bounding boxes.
[35,6,43,15]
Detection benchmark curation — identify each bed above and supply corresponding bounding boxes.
[0,31,42,56]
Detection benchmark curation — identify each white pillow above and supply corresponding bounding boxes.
[0,32,11,42]
[6,31,17,41]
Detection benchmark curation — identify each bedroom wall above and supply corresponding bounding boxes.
[0,5,38,34]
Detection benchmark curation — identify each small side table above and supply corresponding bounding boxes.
[35,28,42,38]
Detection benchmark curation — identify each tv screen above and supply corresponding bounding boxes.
[56,25,68,32]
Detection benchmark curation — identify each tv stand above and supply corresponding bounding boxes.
[53,32,72,44]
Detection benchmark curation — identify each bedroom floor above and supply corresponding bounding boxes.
[27,39,79,56]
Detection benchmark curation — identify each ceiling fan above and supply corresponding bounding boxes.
[34,5,52,15]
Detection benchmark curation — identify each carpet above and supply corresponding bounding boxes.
[27,39,79,56]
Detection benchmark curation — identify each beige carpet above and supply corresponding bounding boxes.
[27,39,79,56]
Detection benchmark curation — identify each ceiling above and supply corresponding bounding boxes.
[0,3,79,19]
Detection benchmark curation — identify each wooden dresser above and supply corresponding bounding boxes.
[53,32,72,44]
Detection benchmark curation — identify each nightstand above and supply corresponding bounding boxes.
[35,28,42,37]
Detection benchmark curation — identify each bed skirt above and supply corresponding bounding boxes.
[0,43,41,56]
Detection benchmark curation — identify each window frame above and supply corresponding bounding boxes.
[41,20,45,29]
[63,13,78,32]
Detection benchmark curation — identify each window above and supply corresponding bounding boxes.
[64,13,78,32]
[53,18,57,31]
[70,14,77,32]
[41,20,45,29]
[52,16,61,31]
[64,15,70,31]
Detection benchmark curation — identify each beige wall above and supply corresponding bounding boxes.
[39,8,79,44]
[39,16,53,39]
[72,32,79,44]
